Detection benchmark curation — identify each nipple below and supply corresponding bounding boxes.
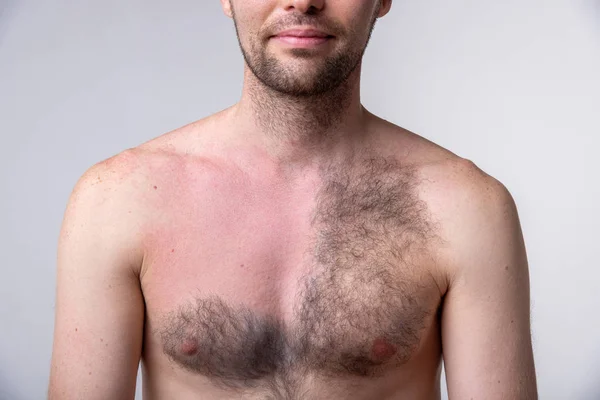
[371,337,397,361]
[181,338,199,356]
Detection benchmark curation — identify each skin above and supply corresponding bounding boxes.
[48,0,538,399]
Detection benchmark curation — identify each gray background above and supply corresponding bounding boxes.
[1,1,599,399]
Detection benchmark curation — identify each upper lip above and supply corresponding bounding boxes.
[273,28,332,38]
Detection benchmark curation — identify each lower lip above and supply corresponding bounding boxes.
[272,36,332,47]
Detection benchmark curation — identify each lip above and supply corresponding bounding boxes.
[273,28,333,38]
[271,28,334,48]
[272,36,331,47]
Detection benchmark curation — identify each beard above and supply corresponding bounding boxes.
[230,4,381,97]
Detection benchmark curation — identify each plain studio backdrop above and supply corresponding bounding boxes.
[1,1,599,399]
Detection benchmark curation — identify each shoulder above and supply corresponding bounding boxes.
[72,147,156,206]
[63,147,173,270]
[69,136,213,227]
[63,148,153,246]
[415,156,521,283]
[368,118,515,228]
[75,116,213,199]
[71,110,229,219]
[417,156,513,209]
[370,118,519,260]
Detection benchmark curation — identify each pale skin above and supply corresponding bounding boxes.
[48,0,537,399]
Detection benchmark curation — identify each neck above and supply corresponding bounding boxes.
[226,62,370,171]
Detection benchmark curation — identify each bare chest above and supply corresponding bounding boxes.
[141,156,443,394]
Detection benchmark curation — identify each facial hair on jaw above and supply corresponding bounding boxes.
[229,2,381,137]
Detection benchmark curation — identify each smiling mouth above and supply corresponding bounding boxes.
[272,35,333,47]
[269,27,335,48]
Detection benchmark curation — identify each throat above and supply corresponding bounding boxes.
[234,75,366,164]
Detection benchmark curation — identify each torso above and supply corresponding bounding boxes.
[134,111,455,399]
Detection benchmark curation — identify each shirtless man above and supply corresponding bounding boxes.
[48,0,537,399]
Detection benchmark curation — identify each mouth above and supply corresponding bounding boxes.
[272,36,333,47]
[271,29,335,48]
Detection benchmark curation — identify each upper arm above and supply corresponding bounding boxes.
[439,160,537,399]
[49,153,146,400]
